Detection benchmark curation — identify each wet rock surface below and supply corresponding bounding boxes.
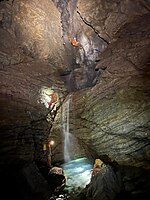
[0,0,150,200]
[12,0,66,64]
[83,165,150,200]
[64,13,150,168]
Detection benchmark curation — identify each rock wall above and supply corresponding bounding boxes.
[0,0,150,199]
[48,0,150,169]
[0,0,68,167]
[68,13,150,168]
[12,0,66,64]
[77,0,150,42]
[0,59,67,166]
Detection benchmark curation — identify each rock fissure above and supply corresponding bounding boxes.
[76,10,109,45]
[0,0,150,199]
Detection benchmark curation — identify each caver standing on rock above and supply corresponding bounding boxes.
[86,159,122,200]
[91,159,104,177]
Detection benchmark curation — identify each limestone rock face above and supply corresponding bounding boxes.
[67,14,150,168]
[0,0,68,168]
[12,0,66,64]
[51,12,150,169]
[0,28,24,67]
[0,59,67,166]
[76,164,150,200]
[86,164,122,200]
[0,0,150,199]
[77,0,150,42]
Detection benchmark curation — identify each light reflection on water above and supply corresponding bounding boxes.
[61,157,93,192]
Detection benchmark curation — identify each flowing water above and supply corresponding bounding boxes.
[62,95,71,162]
[49,158,93,200]
[62,157,93,193]
[49,95,93,199]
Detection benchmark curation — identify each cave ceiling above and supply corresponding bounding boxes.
[0,0,150,169]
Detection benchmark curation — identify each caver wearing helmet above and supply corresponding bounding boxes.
[91,159,104,177]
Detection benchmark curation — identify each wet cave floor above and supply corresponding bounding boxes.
[49,157,93,200]
[48,157,150,200]
[1,157,150,200]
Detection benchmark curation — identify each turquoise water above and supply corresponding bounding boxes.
[61,157,93,192]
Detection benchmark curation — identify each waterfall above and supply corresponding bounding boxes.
[62,95,71,162]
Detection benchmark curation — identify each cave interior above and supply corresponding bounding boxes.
[0,0,150,200]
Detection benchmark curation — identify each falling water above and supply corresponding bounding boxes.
[62,95,71,162]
